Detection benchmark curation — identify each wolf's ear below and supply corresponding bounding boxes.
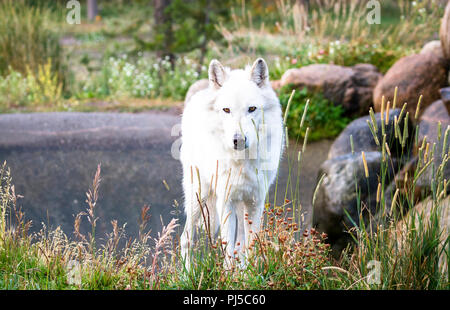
[250,58,269,88]
[208,59,227,89]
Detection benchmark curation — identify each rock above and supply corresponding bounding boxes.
[420,40,444,59]
[185,79,209,103]
[327,108,412,160]
[415,99,450,191]
[394,196,449,273]
[374,158,419,224]
[373,52,449,120]
[418,99,450,146]
[377,100,450,219]
[280,63,382,117]
[271,79,281,90]
[440,1,450,61]
[312,152,397,255]
[440,87,450,114]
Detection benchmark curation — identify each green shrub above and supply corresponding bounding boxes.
[279,85,351,141]
[0,61,63,110]
[295,40,408,74]
[76,55,207,101]
[268,39,408,82]
[0,70,29,109]
[0,0,63,81]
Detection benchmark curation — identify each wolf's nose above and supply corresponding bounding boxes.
[233,134,247,150]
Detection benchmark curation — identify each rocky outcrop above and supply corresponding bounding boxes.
[280,63,382,117]
[314,108,413,254]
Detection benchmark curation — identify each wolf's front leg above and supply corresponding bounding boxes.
[233,199,264,269]
[216,198,236,269]
[180,198,201,271]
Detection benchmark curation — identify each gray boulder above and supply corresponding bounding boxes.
[327,108,412,160]
[313,152,397,255]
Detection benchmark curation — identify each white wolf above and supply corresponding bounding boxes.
[179,58,284,268]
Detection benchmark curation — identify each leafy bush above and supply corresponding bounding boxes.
[278,85,351,141]
[0,71,29,109]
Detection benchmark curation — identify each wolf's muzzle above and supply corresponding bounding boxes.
[233,134,247,150]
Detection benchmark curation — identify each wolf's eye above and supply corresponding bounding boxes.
[248,106,257,113]
[223,108,230,113]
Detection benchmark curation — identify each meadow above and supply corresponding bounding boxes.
[1,98,448,290]
[0,0,448,290]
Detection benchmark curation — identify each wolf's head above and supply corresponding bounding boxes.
[208,58,280,155]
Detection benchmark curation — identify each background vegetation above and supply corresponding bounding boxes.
[0,1,444,139]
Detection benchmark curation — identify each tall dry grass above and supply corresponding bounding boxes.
[218,0,443,53]
[0,0,63,80]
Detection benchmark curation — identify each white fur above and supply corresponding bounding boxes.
[179,58,284,269]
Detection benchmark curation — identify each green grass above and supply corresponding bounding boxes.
[0,0,448,288]
[0,99,448,290]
